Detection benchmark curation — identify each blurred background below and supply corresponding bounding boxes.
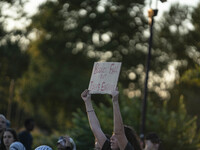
[0,0,200,149]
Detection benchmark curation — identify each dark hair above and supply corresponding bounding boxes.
[0,128,18,150]
[24,118,34,127]
[145,132,160,144]
[24,118,34,131]
[57,136,76,150]
[105,134,111,139]
[124,125,142,150]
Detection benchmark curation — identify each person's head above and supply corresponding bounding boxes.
[24,118,34,132]
[1,128,18,150]
[0,114,7,134]
[110,125,142,150]
[145,132,160,150]
[57,136,76,150]
[110,134,119,150]
[9,141,26,150]
[35,145,52,150]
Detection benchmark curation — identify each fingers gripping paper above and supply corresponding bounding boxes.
[88,62,121,94]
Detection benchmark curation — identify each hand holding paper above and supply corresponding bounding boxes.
[81,89,91,102]
[111,87,119,102]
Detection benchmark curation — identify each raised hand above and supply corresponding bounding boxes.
[111,87,119,102]
[81,89,91,102]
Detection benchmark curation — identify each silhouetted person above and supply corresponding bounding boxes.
[18,118,34,150]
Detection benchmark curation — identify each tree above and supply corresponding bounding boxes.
[157,3,200,125]
[17,0,148,131]
[0,0,29,124]
[169,66,200,127]
[1,0,198,134]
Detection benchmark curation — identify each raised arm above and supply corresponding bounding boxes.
[112,89,128,150]
[81,89,107,149]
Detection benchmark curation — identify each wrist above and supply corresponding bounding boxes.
[112,96,118,101]
[86,109,94,112]
[84,98,91,103]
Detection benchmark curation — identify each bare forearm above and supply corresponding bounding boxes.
[113,100,124,134]
[84,100,100,129]
[112,94,128,150]
[81,89,106,148]
[84,100,106,148]
[84,100,94,113]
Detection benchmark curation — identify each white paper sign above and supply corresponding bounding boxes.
[88,62,121,94]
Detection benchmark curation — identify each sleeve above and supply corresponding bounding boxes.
[101,139,111,150]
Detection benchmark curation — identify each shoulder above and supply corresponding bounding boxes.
[18,130,26,134]
[18,131,32,138]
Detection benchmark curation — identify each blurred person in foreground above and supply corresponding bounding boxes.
[144,132,161,150]
[57,135,76,150]
[81,88,142,150]
[35,145,52,150]
[9,141,26,150]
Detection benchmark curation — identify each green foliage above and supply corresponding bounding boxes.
[71,109,94,150]
[153,2,200,131]
[0,33,29,117]
[146,96,200,150]
[32,130,58,150]
[181,66,200,86]
[174,66,200,126]
[0,0,30,125]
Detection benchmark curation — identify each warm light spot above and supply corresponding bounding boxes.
[92,33,100,44]
[101,33,111,42]
[100,51,113,61]
[88,50,95,58]
[79,9,87,17]
[128,72,136,80]
[128,91,134,98]
[97,6,105,13]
